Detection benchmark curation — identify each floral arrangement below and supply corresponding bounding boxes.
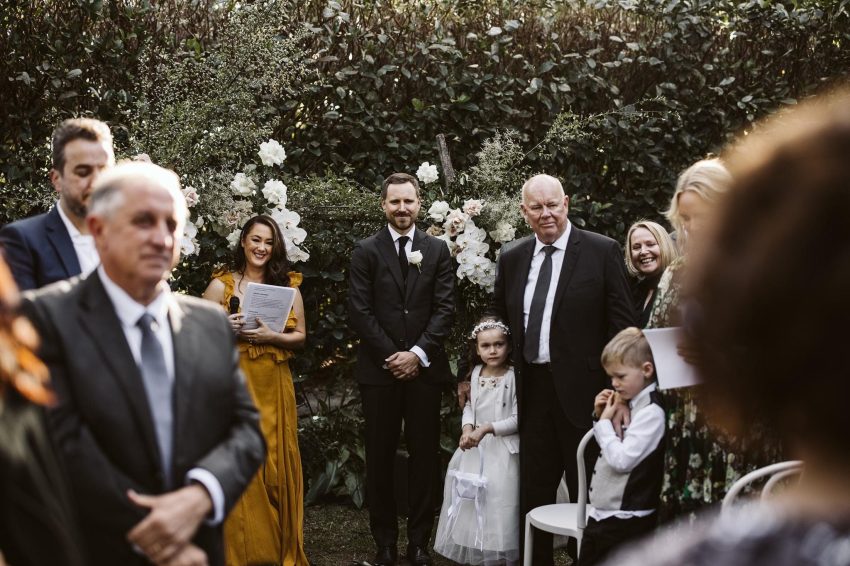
[415,161,520,292]
[179,139,309,263]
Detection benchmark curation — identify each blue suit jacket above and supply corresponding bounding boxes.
[0,206,81,290]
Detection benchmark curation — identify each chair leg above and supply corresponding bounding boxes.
[576,531,583,561]
[523,518,533,566]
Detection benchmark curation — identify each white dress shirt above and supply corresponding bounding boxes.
[522,222,571,363]
[590,382,666,520]
[97,267,225,525]
[56,202,99,276]
[387,225,430,367]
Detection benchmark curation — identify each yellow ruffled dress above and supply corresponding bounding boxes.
[218,272,309,566]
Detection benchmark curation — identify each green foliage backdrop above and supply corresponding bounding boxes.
[2,0,848,503]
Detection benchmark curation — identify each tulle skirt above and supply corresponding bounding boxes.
[434,437,520,565]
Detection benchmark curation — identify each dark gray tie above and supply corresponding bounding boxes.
[137,313,173,485]
[398,235,410,280]
[524,245,557,364]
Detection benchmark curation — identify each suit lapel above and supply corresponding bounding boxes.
[169,295,195,474]
[405,229,429,302]
[376,227,405,293]
[45,207,81,277]
[77,275,161,469]
[552,227,582,314]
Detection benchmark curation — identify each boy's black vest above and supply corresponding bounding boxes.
[589,389,665,511]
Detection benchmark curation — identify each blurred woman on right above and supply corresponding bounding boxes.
[647,159,782,522]
[603,90,850,566]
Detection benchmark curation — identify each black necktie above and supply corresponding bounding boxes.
[137,313,173,486]
[524,245,556,364]
[398,235,409,280]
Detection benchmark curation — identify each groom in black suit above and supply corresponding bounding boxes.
[22,162,264,566]
[348,172,455,566]
[492,174,635,565]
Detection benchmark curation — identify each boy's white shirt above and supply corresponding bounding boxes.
[462,364,519,454]
[590,382,665,521]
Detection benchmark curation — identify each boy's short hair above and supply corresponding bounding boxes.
[601,327,654,369]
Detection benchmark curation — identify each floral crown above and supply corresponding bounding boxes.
[470,320,511,340]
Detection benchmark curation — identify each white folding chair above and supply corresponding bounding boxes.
[523,428,595,566]
[721,460,804,516]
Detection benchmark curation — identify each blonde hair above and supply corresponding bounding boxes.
[623,220,679,278]
[601,327,654,370]
[665,158,732,242]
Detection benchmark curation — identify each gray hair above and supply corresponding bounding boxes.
[89,161,188,222]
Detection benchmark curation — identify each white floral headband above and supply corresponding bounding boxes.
[470,320,511,340]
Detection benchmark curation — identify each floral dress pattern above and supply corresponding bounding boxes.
[647,257,783,523]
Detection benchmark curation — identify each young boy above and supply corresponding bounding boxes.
[578,327,665,566]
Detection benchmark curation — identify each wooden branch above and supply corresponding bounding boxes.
[436,133,455,188]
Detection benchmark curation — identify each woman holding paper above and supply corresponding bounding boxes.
[647,160,781,523]
[203,214,309,566]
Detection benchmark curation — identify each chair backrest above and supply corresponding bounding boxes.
[721,460,804,516]
[574,428,597,530]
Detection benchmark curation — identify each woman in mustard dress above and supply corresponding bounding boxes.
[203,214,309,565]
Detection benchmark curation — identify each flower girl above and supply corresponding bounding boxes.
[434,317,519,565]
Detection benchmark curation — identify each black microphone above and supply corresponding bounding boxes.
[229,296,240,314]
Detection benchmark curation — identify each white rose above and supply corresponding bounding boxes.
[406,250,423,268]
[182,186,200,208]
[258,139,286,167]
[489,221,517,244]
[230,172,256,196]
[427,200,451,222]
[262,179,288,207]
[443,209,468,237]
[226,228,242,248]
[462,199,484,217]
[416,162,439,185]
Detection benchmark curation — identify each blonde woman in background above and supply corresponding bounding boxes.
[647,159,782,523]
[623,220,678,328]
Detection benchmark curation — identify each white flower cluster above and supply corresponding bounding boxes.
[427,198,516,292]
[258,139,286,167]
[179,139,309,263]
[416,162,439,185]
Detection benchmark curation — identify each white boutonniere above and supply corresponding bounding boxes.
[407,250,424,272]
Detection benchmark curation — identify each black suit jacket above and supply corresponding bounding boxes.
[492,227,635,428]
[0,206,81,290]
[348,226,455,384]
[21,274,265,566]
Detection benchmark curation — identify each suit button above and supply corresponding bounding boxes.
[404,309,409,314]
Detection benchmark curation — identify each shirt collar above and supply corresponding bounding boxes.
[97,266,170,329]
[55,201,85,239]
[387,224,415,242]
[533,221,571,256]
[629,382,657,409]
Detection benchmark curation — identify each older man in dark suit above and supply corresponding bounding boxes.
[492,174,635,565]
[22,162,264,566]
[1,118,115,290]
[348,172,455,566]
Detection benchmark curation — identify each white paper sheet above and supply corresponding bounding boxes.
[241,282,296,333]
[643,327,700,390]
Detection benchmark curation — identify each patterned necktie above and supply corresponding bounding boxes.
[398,235,410,280]
[137,313,173,486]
[524,245,557,364]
